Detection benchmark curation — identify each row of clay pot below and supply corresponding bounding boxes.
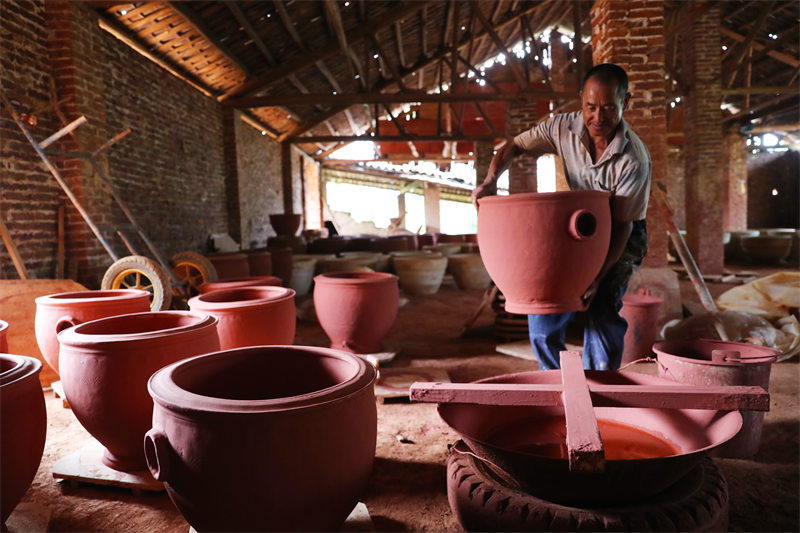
[304,232,477,255]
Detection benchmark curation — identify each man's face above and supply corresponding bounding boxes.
[581,78,630,140]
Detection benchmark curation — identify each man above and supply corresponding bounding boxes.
[472,63,651,371]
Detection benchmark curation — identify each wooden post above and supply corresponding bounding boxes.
[57,205,65,278]
[281,141,293,214]
[0,217,29,279]
[423,182,440,233]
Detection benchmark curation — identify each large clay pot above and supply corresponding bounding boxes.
[654,339,778,458]
[0,354,46,526]
[314,272,399,354]
[34,289,151,375]
[766,228,799,262]
[448,253,492,290]
[57,311,220,471]
[145,345,377,532]
[287,255,317,296]
[265,246,293,286]
[188,287,296,350]
[478,191,611,314]
[198,276,282,294]
[740,235,792,264]
[205,252,250,279]
[269,214,302,236]
[619,290,664,366]
[245,249,272,276]
[0,320,8,353]
[393,254,448,295]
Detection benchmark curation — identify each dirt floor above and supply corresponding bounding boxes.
[8,268,800,532]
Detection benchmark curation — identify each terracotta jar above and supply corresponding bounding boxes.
[188,287,296,350]
[389,234,419,251]
[265,246,293,286]
[314,272,399,354]
[393,254,448,295]
[287,256,318,296]
[57,311,220,471]
[1,354,46,526]
[198,276,282,294]
[477,191,611,314]
[619,290,664,365]
[34,289,151,375]
[205,252,250,279]
[245,249,272,276]
[145,345,377,532]
[0,320,8,353]
[269,213,302,236]
[448,253,492,290]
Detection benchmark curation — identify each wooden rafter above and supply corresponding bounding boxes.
[394,21,409,69]
[323,0,360,83]
[473,4,527,89]
[726,2,776,88]
[454,53,503,93]
[370,34,407,91]
[419,6,429,58]
[720,26,800,69]
[170,2,249,74]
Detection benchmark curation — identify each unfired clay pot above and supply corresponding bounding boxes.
[477,191,611,314]
[341,251,390,272]
[0,320,8,353]
[198,276,282,294]
[393,254,448,295]
[314,272,399,354]
[34,289,151,375]
[188,287,296,350]
[1,354,46,526]
[619,290,664,366]
[245,249,272,276]
[269,213,302,236]
[266,246,293,286]
[205,252,250,279]
[145,345,377,532]
[287,256,317,295]
[448,253,492,290]
[654,339,778,458]
[57,311,220,471]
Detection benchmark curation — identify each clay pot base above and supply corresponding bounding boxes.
[52,439,164,492]
[447,441,729,532]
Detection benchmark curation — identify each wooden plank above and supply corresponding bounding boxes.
[56,205,64,279]
[0,217,29,280]
[560,351,604,473]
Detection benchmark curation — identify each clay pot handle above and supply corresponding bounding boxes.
[144,429,171,482]
[568,209,598,241]
[55,315,78,334]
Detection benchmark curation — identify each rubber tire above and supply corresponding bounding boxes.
[446,441,729,532]
[170,251,217,301]
[101,255,172,311]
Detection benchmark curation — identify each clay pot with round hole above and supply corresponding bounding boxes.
[0,320,8,353]
[34,289,151,375]
[245,249,272,276]
[1,354,46,526]
[269,213,302,236]
[393,254,448,295]
[287,255,318,295]
[189,287,296,350]
[205,252,250,279]
[57,311,219,472]
[619,290,664,366]
[477,191,611,314]
[448,253,492,290]
[265,246,293,286]
[654,339,778,458]
[145,345,377,532]
[198,276,282,294]
[314,272,399,354]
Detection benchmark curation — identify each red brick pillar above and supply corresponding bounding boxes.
[302,158,323,229]
[505,100,537,193]
[474,140,494,186]
[682,4,724,273]
[221,109,242,244]
[424,182,440,233]
[591,0,669,268]
[723,133,748,231]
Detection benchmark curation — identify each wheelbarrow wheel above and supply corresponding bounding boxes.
[170,251,218,302]
[101,255,172,311]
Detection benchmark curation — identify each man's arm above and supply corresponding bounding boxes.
[581,218,632,307]
[471,142,523,207]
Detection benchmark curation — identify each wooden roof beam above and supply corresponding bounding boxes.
[323,0,362,85]
[394,21,409,69]
[725,2,776,88]
[289,134,501,143]
[370,34,407,91]
[473,4,528,89]
[170,2,250,75]
[721,26,800,69]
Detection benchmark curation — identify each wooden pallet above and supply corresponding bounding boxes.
[186,502,374,533]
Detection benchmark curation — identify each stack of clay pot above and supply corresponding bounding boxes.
[205,252,250,279]
[34,289,152,375]
[392,252,448,295]
[57,311,220,471]
[267,214,307,253]
[189,286,296,350]
[145,345,377,531]
[198,276,282,294]
[448,253,492,290]
[314,272,399,354]
[1,353,46,526]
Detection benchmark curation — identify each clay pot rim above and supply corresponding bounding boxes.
[291,257,318,266]
[57,311,218,348]
[448,252,482,260]
[189,286,295,309]
[148,345,376,414]
[0,353,42,387]
[621,293,664,306]
[654,339,779,366]
[477,190,611,207]
[200,276,282,287]
[393,255,447,265]
[314,271,398,285]
[35,289,150,307]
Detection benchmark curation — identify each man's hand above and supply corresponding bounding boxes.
[581,279,600,310]
[471,180,497,209]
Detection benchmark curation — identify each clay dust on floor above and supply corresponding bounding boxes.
[16,277,800,532]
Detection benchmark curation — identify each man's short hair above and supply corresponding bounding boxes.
[582,64,628,98]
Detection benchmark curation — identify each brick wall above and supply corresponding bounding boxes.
[723,133,748,230]
[666,147,686,229]
[591,0,669,268]
[473,140,494,187]
[505,100,537,193]
[747,150,799,229]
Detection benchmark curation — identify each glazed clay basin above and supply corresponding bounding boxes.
[198,276,282,294]
[57,311,220,471]
[34,289,151,375]
[188,287,296,350]
[145,345,377,532]
[314,272,399,354]
[438,370,742,505]
[1,354,46,525]
[477,191,611,314]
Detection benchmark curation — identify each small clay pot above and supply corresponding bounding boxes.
[188,287,296,350]
[269,213,302,236]
[619,291,664,365]
[205,252,250,279]
[0,320,8,353]
[265,246,293,286]
[145,345,377,532]
[1,354,46,525]
[287,256,317,295]
[393,254,448,295]
[448,253,492,290]
[423,243,465,257]
[245,249,272,276]
[34,289,151,375]
[198,276,282,294]
[314,272,399,353]
[57,311,220,471]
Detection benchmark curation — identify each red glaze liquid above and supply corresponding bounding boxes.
[487,416,679,460]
